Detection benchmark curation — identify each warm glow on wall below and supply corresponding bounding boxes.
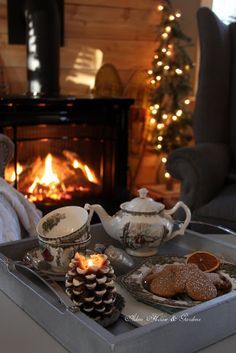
[66,47,103,90]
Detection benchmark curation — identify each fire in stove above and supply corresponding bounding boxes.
[5,150,101,203]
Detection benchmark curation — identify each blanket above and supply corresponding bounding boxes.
[0,178,42,243]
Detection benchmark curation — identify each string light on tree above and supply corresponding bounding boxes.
[148,0,193,188]
[150,117,157,125]
[165,172,171,178]
[162,157,167,163]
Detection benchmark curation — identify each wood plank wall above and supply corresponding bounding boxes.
[0,0,198,96]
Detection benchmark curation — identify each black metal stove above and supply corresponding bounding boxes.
[3,1,133,214]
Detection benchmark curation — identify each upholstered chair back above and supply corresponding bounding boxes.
[229,22,236,164]
[166,7,236,231]
[193,7,231,145]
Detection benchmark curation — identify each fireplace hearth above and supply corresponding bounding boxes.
[0,96,133,214]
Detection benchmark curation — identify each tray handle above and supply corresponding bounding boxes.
[6,259,79,313]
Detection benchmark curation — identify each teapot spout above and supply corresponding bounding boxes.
[84,204,118,240]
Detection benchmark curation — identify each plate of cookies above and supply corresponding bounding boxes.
[118,254,236,310]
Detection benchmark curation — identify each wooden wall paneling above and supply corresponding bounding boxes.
[66,21,158,41]
[0,18,7,35]
[64,0,159,10]
[0,0,160,95]
[0,3,7,35]
[4,67,26,93]
[61,39,156,69]
[65,3,159,26]
[0,0,197,97]
[0,0,159,10]
[0,47,26,68]
[64,2,160,41]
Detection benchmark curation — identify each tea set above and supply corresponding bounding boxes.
[36,206,92,272]
[35,187,191,272]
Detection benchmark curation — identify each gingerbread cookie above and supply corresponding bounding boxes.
[173,263,189,293]
[207,272,232,291]
[149,263,218,302]
[150,264,179,297]
[185,265,217,301]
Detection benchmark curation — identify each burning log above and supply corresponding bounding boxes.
[5,150,101,203]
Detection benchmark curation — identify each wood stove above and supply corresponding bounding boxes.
[0,96,133,214]
[2,1,133,215]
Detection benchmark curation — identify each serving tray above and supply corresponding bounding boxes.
[1,224,236,353]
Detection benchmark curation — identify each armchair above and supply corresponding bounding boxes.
[167,7,236,231]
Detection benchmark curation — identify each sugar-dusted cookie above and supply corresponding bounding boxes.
[206,272,232,291]
[185,265,217,301]
[149,262,218,301]
[150,264,178,297]
[172,263,190,292]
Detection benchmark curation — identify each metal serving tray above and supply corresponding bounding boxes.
[0,224,236,353]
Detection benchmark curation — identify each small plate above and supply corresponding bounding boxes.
[118,256,236,311]
[25,248,67,281]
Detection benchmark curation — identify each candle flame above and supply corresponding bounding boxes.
[87,259,94,267]
[75,253,106,270]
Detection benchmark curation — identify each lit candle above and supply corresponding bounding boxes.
[65,252,117,321]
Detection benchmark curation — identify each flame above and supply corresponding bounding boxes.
[5,163,23,182]
[40,154,60,186]
[73,160,100,184]
[5,151,100,203]
[28,176,40,194]
[75,253,106,270]
[87,259,94,267]
[28,153,65,201]
[72,159,84,170]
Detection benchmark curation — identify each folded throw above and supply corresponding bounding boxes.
[0,178,42,243]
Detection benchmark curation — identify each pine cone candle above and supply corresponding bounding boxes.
[65,252,117,321]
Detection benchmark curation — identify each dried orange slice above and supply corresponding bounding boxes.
[186,251,220,272]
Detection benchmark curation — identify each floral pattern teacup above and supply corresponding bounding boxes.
[36,206,92,271]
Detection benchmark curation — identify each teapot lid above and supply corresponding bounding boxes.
[120,188,165,213]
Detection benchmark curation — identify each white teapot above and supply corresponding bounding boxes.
[85,188,191,257]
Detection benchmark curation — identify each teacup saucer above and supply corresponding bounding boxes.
[25,248,67,281]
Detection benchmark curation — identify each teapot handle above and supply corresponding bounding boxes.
[163,201,191,240]
[84,203,94,231]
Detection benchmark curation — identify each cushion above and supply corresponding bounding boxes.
[193,183,236,231]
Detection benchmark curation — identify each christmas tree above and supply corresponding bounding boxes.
[148,0,193,182]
